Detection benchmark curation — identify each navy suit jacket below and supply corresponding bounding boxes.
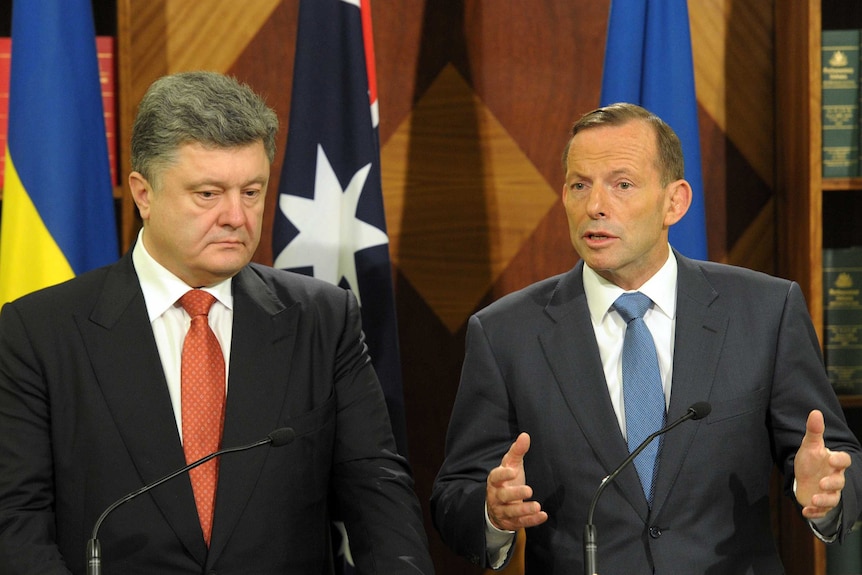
[0,251,433,574]
[431,251,862,574]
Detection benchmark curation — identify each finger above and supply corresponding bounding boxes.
[490,502,548,531]
[828,450,852,471]
[817,471,846,494]
[492,484,534,505]
[487,464,521,487]
[500,432,531,470]
[501,509,548,530]
[810,490,842,509]
[802,505,830,520]
[800,410,825,449]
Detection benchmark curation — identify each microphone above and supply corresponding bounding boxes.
[86,427,296,575]
[583,402,711,575]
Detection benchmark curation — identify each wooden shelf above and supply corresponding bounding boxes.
[823,178,862,191]
[777,2,862,574]
[839,395,862,408]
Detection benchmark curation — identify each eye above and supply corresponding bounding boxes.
[619,181,633,190]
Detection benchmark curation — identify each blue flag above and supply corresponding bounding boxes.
[0,0,118,303]
[272,1,405,570]
[600,0,708,260]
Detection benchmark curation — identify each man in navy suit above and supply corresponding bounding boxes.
[0,71,433,574]
[431,103,862,573]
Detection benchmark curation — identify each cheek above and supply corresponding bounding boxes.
[244,205,265,231]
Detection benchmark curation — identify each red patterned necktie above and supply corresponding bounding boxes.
[179,289,225,546]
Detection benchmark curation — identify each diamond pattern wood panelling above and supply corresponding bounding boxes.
[165,0,280,74]
[381,64,558,333]
[691,0,774,187]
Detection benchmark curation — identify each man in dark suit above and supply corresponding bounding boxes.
[0,71,433,574]
[431,103,862,573]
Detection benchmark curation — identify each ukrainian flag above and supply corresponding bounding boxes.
[0,0,118,304]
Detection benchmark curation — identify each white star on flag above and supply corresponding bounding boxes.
[273,144,390,306]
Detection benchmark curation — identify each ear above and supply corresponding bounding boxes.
[663,179,692,227]
[128,172,152,222]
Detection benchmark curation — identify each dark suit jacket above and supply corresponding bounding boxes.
[431,251,862,574]
[0,251,433,574]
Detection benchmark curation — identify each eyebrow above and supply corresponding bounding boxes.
[186,175,269,189]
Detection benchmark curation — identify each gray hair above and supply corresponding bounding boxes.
[131,71,279,187]
[562,102,684,187]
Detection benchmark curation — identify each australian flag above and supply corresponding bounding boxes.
[600,0,708,260]
[272,0,406,571]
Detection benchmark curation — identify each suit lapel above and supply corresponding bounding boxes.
[651,253,726,518]
[77,253,207,563]
[207,266,298,564]
[538,264,649,520]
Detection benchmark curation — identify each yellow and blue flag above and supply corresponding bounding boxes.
[0,0,118,304]
[600,0,708,260]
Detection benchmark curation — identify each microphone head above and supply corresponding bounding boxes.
[688,402,712,420]
[268,427,296,447]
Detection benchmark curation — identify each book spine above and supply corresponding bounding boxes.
[0,37,9,188]
[823,246,862,395]
[96,36,117,188]
[822,29,861,178]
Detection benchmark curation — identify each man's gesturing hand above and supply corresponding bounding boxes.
[795,409,851,519]
[486,432,549,531]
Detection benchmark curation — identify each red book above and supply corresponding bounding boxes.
[0,37,10,189]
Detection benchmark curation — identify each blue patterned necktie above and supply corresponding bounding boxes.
[614,292,666,503]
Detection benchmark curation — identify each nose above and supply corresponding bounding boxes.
[585,185,607,219]
[219,191,247,228]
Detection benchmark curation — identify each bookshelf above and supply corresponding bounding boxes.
[776,1,862,574]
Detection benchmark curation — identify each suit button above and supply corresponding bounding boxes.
[649,526,662,538]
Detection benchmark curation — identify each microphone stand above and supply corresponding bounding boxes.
[86,428,294,575]
[583,403,710,575]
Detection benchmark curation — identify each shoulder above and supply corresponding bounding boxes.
[469,269,580,342]
[1,261,118,314]
[681,255,794,292]
[477,272,570,317]
[676,252,803,312]
[239,263,356,312]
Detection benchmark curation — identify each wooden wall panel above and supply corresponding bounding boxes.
[115,1,780,572]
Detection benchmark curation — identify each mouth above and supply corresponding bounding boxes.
[583,231,616,241]
[211,238,246,248]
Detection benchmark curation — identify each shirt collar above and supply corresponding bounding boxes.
[583,244,678,323]
[132,229,234,321]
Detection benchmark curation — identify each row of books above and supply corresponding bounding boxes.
[825,246,862,396]
[824,249,862,571]
[823,29,862,178]
[0,36,118,189]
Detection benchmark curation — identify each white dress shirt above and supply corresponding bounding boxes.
[131,230,233,441]
[583,247,677,437]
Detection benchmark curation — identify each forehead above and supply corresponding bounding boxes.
[566,120,657,174]
[158,141,269,182]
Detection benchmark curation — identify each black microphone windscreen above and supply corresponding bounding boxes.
[269,427,296,447]
[689,401,712,420]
